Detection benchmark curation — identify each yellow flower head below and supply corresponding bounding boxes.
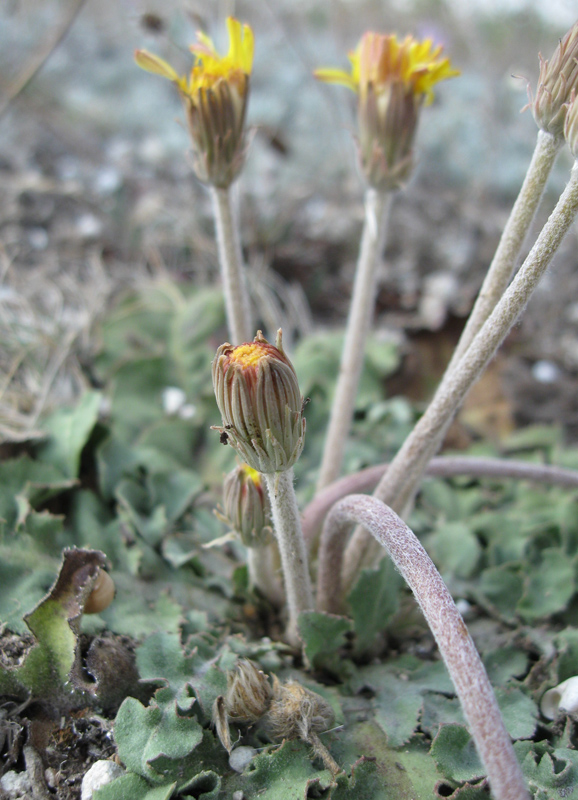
[316,32,458,104]
[315,32,459,190]
[135,17,254,187]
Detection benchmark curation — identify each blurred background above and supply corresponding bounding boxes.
[1,0,578,445]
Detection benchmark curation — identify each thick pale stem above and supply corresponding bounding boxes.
[316,189,392,491]
[447,130,562,371]
[247,544,285,608]
[264,470,313,643]
[318,495,529,800]
[211,186,252,344]
[343,161,578,590]
[302,456,578,552]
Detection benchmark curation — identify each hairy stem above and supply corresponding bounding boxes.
[316,189,392,491]
[211,186,252,344]
[342,160,578,591]
[446,130,562,372]
[247,544,284,607]
[302,456,578,552]
[264,470,313,643]
[318,495,529,800]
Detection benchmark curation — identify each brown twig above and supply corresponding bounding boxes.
[0,0,89,121]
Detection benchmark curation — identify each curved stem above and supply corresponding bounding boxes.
[317,495,529,800]
[302,456,578,551]
[264,470,313,643]
[211,186,253,344]
[316,189,392,491]
[342,160,578,591]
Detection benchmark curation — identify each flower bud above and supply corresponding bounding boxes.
[212,330,306,474]
[530,21,578,137]
[220,463,272,547]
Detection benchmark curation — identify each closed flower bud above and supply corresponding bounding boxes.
[220,463,273,547]
[225,659,273,723]
[212,330,306,474]
[530,21,578,137]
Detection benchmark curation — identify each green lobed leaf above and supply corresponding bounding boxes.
[348,557,401,655]
[114,690,204,785]
[516,741,578,799]
[430,724,484,783]
[94,774,176,800]
[352,655,453,747]
[298,611,353,675]
[35,390,102,478]
[517,548,576,621]
[425,521,481,580]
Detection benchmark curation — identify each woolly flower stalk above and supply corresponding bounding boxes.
[212,330,306,474]
[135,17,253,187]
[529,20,578,138]
[564,93,578,158]
[315,32,459,190]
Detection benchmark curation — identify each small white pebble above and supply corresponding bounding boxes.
[76,213,103,239]
[81,760,125,800]
[233,791,245,800]
[28,227,49,250]
[44,767,58,789]
[229,746,257,773]
[179,403,197,420]
[162,386,187,415]
[456,599,473,619]
[94,166,122,195]
[532,359,560,384]
[0,770,32,796]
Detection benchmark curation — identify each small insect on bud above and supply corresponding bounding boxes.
[219,463,273,547]
[83,569,115,615]
[212,330,306,474]
[530,21,578,137]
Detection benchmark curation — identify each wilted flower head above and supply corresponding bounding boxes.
[529,21,578,138]
[135,17,253,187]
[315,32,459,190]
[225,659,273,723]
[267,676,335,742]
[217,463,273,547]
[212,659,273,752]
[212,330,306,474]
